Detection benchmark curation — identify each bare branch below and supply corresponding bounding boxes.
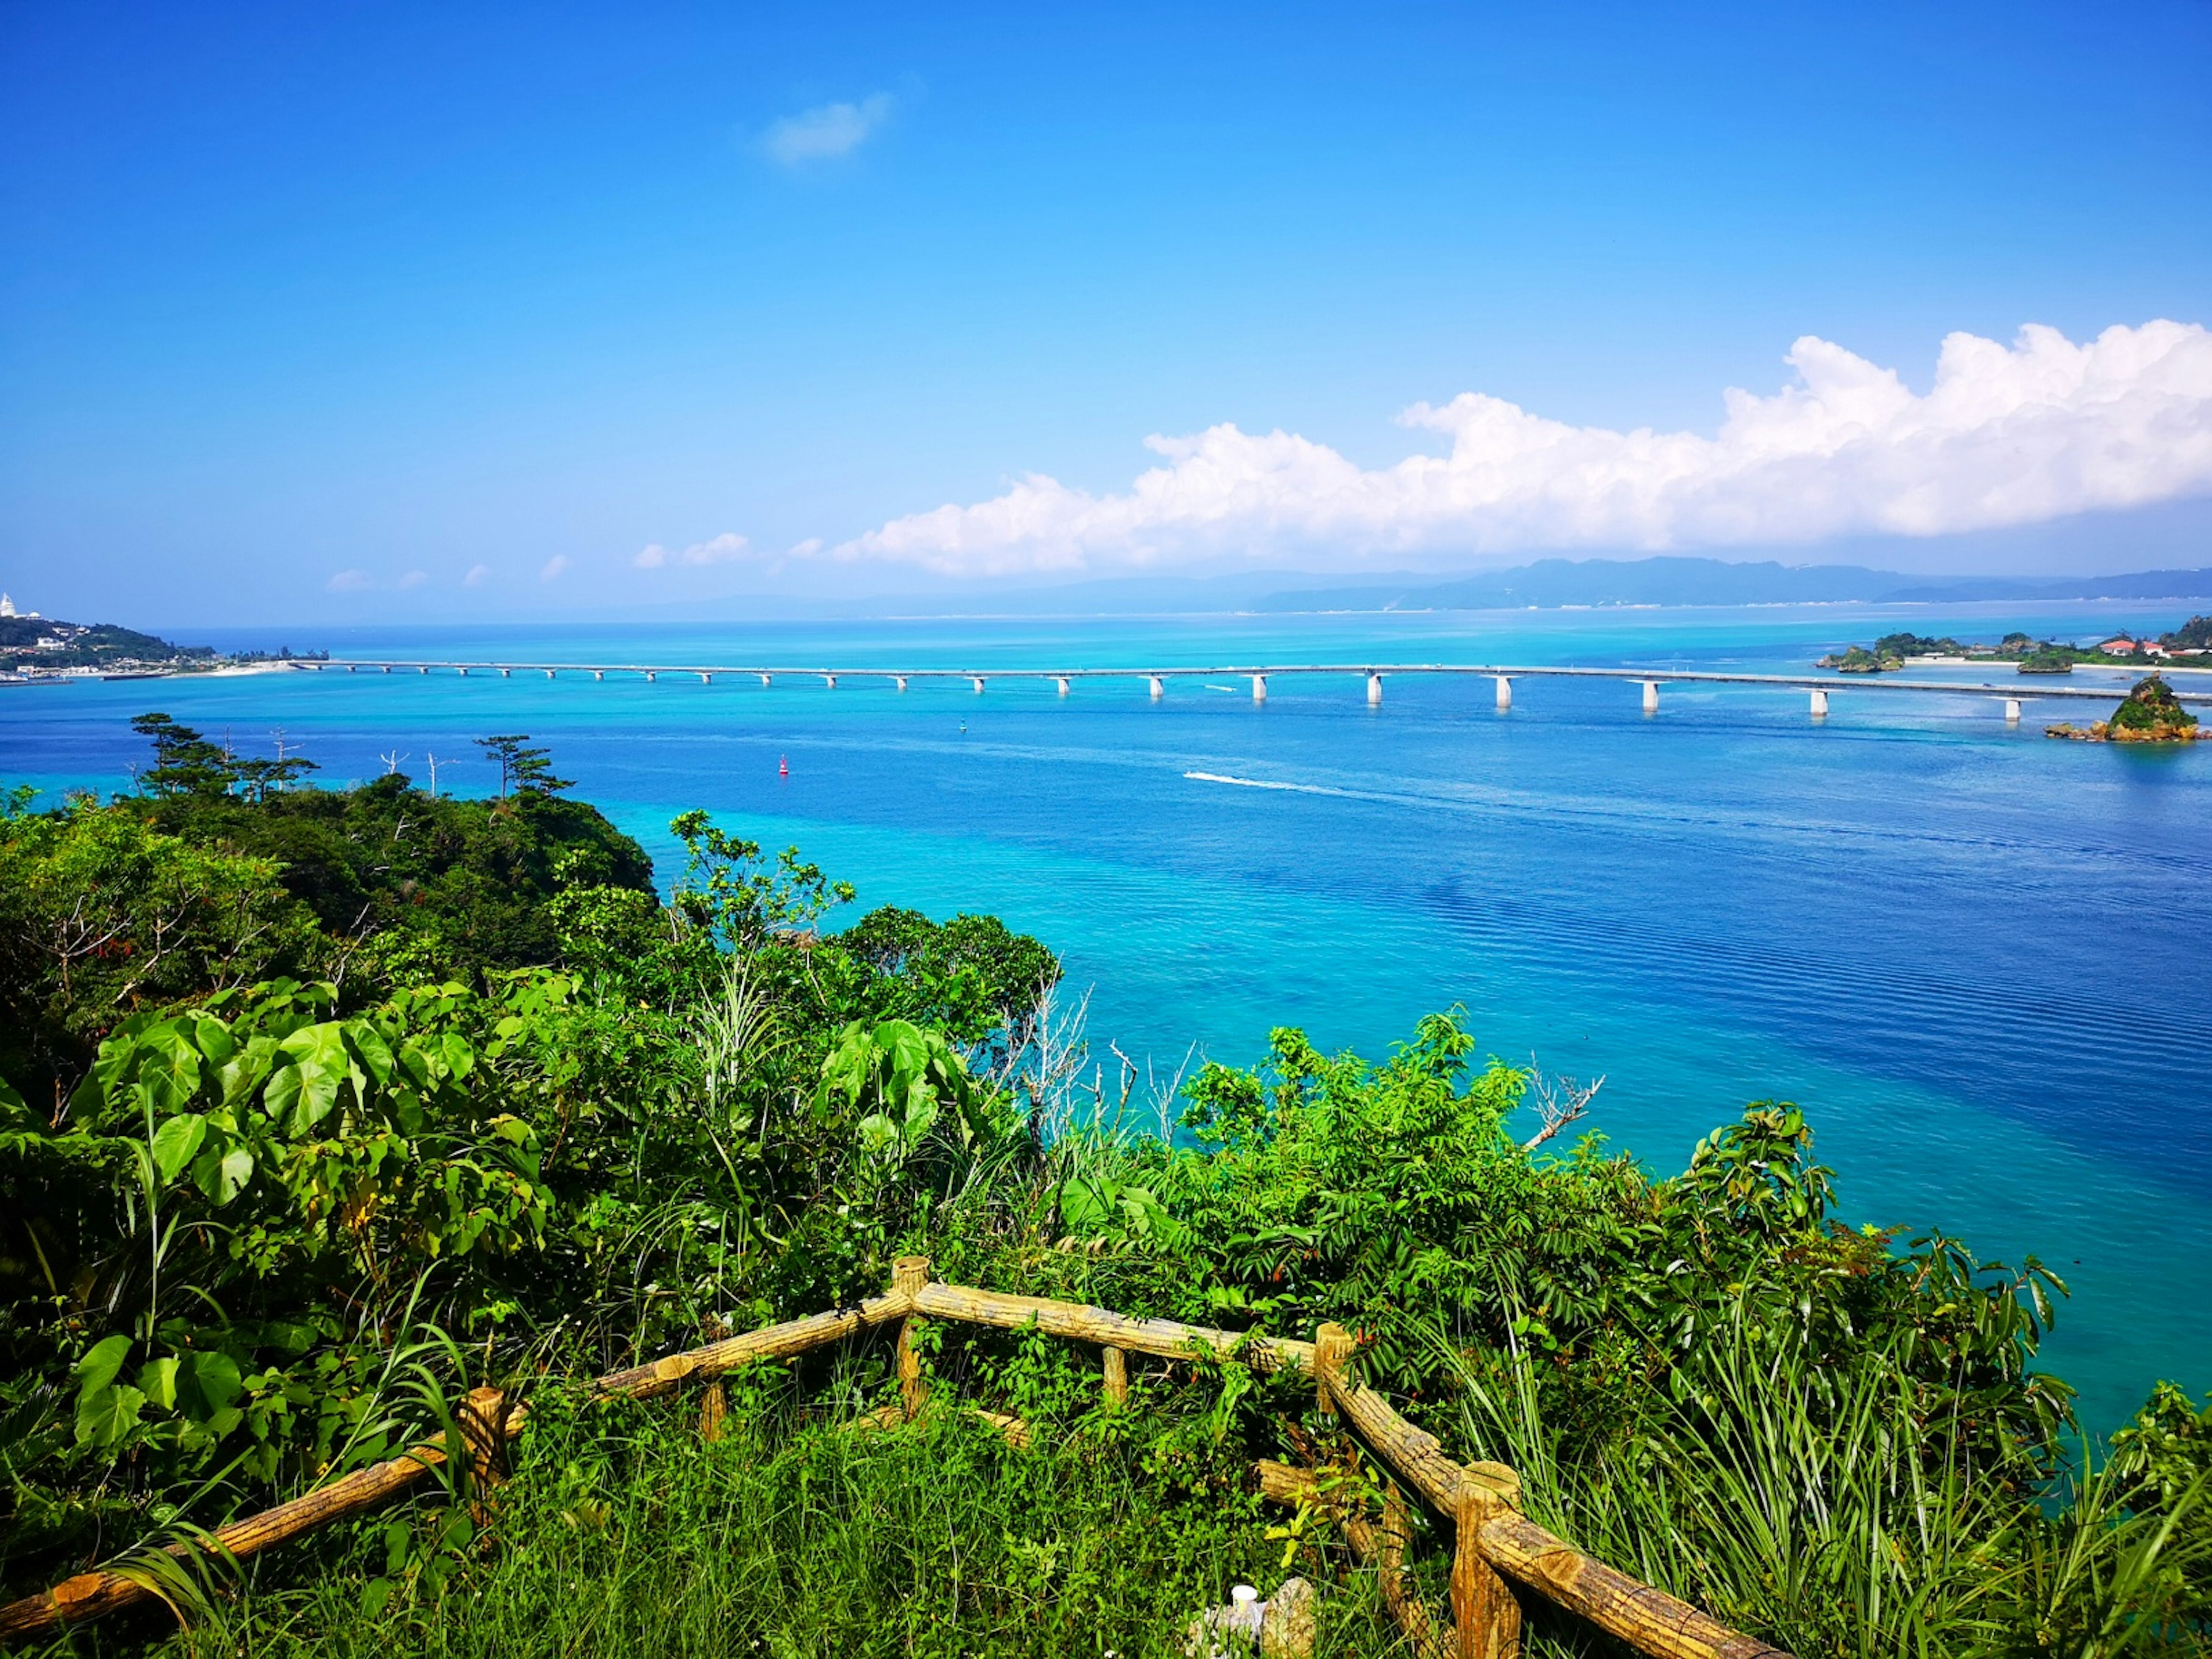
[1522,1055,1605,1150]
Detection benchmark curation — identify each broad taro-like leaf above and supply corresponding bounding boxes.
[192,1139,255,1205]
[347,1020,397,1088]
[74,1334,132,1396]
[182,1012,237,1069]
[177,1350,243,1420]
[268,1024,348,1134]
[75,1383,147,1450]
[150,1112,208,1182]
[138,1355,180,1411]
[135,1024,205,1116]
[217,1035,278,1108]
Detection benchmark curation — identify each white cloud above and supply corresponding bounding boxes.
[397,569,427,589]
[635,532,750,570]
[463,563,490,588]
[833,321,2212,577]
[680,531,749,565]
[326,569,370,592]
[763,94,893,165]
[540,555,571,582]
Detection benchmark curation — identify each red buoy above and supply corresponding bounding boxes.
[778,755,789,777]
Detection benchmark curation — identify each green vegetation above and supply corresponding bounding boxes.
[1,718,2207,1657]
[1817,632,1980,672]
[2106,676,2202,742]
[2048,676,2205,744]
[0,619,313,676]
[1818,621,2212,676]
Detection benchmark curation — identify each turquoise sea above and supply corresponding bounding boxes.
[4,600,2207,1433]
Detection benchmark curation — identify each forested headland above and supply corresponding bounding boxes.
[2,717,2206,1657]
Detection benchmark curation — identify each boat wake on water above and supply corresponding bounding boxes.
[1184,770,1315,792]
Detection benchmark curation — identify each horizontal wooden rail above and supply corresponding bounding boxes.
[1472,1510,1790,1659]
[908,1281,1315,1373]
[0,1390,525,1641]
[1,1269,1796,1658]
[592,1291,911,1399]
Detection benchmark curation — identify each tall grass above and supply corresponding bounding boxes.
[1433,1309,2211,1658]
[72,1373,1410,1659]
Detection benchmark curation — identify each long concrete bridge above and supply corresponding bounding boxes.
[301,658,2211,724]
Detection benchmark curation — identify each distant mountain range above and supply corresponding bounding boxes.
[1252,558,2212,613]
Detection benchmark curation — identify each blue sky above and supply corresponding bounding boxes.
[3,1,2210,623]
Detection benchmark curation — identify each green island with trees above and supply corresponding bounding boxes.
[1817,618,2212,676]
[2,715,2207,1657]
[0,616,320,679]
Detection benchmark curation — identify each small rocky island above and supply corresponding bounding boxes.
[2046,675,2206,743]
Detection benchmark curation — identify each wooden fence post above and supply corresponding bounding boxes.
[892,1255,931,1418]
[1102,1344,1128,1409]
[459,1388,511,1529]
[1313,1322,1354,1416]
[698,1316,730,1441]
[1452,1482,1522,1659]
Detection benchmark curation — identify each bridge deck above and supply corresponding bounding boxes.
[308,660,2212,704]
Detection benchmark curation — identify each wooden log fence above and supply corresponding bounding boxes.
[0,1260,1795,1658]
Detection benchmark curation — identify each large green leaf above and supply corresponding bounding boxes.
[150,1112,208,1182]
[268,1023,348,1134]
[134,1024,205,1116]
[191,1139,255,1205]
[347,1021,397,1088]
[138,1355,180,1411]
[182,1012,236,1069]
[177,1350,243,1420]
[75,1384,147,1450]
[73,1333,132,1396]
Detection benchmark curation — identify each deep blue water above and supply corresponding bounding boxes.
[5,600,2208,1432]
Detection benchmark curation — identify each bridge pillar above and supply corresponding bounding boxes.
[1494,675,1513,711]
[1055,676,1070,696]
[544,669,555,679]
[645,671,656,683]
[1640,680,1660,714]
[592,670,603,681]
[972,676,987,694]
[381,665,391,674]
[457,667,468,676]
[2005,698,2022,724]
[499,667,510,678]
[824,675,838,689]
[347,664,357,673]
[1810,689,1828,717]
[759,673,771,687]
[1366,672,1382,706]
[1251,674,1268,702]
[895,675,908,692]
[699,672,713,684]
[419,666,430,675]
[1147,675,1165,699]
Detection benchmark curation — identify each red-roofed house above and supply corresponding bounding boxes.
[2098,637,2139,654]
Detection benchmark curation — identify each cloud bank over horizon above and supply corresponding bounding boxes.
[833,322,2212,579]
